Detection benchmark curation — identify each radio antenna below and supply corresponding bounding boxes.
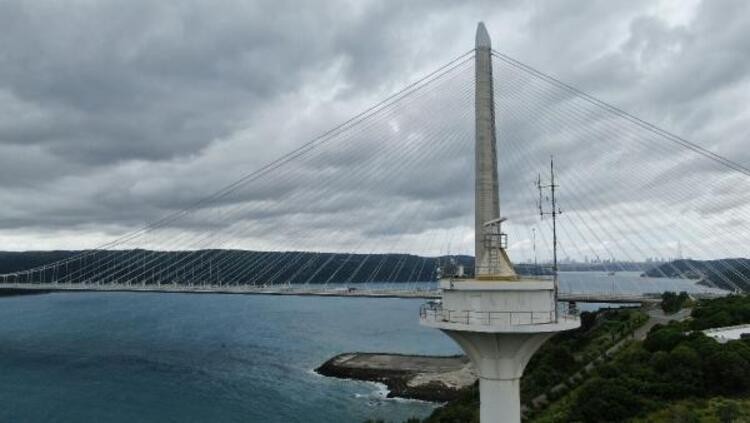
[536,156,562,306]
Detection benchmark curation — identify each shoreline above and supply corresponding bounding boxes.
[0,288,52,298]
[315,352,475,402]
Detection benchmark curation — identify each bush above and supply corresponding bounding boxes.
[690,295,750,330]
[530,296,750,423]
[643,325,685,352]
[569,377,644,423]
[704,348,750,395]
[661,291,690,314]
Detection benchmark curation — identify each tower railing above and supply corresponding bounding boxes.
[419,302,578,327]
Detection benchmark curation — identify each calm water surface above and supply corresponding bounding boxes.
[0,272,722,422]
[0,293,459,423]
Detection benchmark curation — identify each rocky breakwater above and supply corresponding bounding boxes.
[315,352,476,402]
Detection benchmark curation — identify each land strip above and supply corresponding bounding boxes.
[315,353,475,402]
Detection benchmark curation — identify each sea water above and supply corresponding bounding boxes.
[0,293,459,422]
[0,272,721,422]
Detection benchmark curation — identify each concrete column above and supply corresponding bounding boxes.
[475,22,499,278]
[474,22,515,279]
[480,378,520,423]
[443,328,555,423]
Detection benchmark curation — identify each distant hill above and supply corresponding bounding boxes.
[643,258,750,292]
[557,262,650,272]
[0,251,79,273]
[0,250,437,285]
[0,250,558,285]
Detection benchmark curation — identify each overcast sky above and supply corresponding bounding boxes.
[0,0,748,262]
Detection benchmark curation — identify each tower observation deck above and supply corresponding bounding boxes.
[419,23,580,423]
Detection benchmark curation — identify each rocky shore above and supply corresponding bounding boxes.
[315,352,476,402]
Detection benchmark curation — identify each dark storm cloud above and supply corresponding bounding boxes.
[0,0,342,164]
[0,0,748,259]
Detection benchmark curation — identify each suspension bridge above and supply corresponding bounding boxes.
[1,28,748,303]
[0,278,695,304]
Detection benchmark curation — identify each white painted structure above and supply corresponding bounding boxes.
[420,23,580,423]
[703,324,750,344]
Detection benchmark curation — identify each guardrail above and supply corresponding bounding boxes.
[419,303,578,326]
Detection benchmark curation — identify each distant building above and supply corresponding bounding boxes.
[702,324,750,344]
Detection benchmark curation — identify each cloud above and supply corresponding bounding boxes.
[0,0,748,265]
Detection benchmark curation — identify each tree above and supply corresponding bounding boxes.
[580,311,597,331]
[704,349,750,395]
[644,326,685,352]
[716,400,741,423]
[569,377,643,422]
[663,345,703,397]
[666,404,701,423]
[661,291,690,314]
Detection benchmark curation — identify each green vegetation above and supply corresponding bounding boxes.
[366,419,421,423]
[420,385,479,423]
[401,308,648,423]
[535,294,750,422]
[521,308,647,402]
[661,291,691,314]
[404,295,750,423]
[632,397,750,422]
[691,294,750,330]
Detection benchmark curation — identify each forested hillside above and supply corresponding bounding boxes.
[644,258,750,292]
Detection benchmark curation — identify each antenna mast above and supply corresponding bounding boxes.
[537,157,561,311]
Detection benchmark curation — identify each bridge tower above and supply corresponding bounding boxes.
[420,23,580,423]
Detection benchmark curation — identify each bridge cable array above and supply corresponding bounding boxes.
[1,47,748,295]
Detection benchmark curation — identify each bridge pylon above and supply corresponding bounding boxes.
[419,22,580,423]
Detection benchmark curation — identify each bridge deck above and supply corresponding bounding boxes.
[0,282,682,303]
[0,283,440,299]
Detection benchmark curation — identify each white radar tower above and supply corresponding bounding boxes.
[419,22,580,423]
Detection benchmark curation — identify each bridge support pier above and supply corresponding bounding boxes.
[479,377,520,423]
[442,330,555,423]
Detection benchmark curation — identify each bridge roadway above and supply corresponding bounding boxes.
[0,282,683,303]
